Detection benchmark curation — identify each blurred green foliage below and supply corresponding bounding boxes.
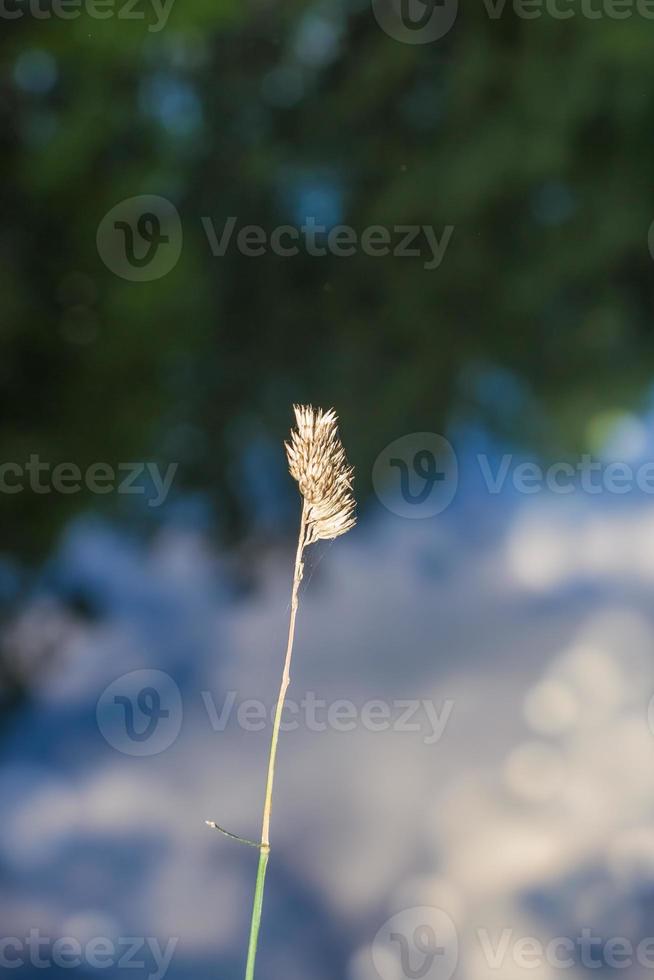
[2,0,654,560]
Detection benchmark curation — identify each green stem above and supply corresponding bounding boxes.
[243,502,307,980]
[244,846,270,980]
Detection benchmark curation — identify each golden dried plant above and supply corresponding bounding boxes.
[285,404,356,544]
[207,404,355,980]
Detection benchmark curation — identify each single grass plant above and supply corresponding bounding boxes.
[207,404,356,980]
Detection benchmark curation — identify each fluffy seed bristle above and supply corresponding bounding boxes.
[285,404,356,544]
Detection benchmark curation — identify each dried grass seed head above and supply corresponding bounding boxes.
[285,404,356,543]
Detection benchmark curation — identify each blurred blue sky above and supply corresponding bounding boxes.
[4,411,654,979]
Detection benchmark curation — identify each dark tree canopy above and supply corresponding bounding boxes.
[2,1,654,560]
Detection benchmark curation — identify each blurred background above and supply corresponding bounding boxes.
[3,1,654,977]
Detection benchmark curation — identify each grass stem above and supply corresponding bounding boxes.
[243,501,307,980]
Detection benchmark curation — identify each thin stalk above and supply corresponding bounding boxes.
[244,846,269,980]
[244,501,308,980]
